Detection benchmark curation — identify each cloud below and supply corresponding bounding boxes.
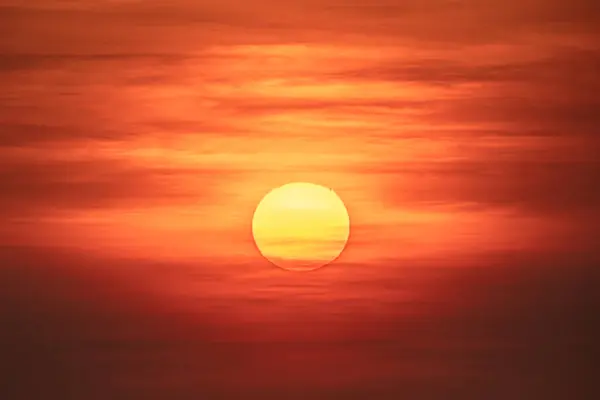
[336,47,598,85]
[2,0,598,54]
[0,2,596,397]
[0,0,598,261]
[0,157,231,214]
[0,53,192,72]
[0,244,595,398]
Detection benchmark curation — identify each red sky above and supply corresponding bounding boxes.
[0,1,597,398]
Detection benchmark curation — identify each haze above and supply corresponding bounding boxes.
[1,1,597,398]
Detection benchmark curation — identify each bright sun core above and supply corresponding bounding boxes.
[252,182,350,271]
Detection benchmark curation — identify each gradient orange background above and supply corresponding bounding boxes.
[1,1,597,398]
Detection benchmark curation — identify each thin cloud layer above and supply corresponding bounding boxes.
[2,5,596,398]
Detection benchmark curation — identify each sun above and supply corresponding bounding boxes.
[252,182,350,271]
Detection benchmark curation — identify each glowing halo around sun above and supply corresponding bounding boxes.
[252,182,350,272]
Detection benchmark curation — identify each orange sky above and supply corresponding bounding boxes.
[0,1,597,397]
[2,0,599,265]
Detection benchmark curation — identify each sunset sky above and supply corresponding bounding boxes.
[1,1,597,398]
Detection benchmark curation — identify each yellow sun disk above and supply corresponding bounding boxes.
[252,182,350,271]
